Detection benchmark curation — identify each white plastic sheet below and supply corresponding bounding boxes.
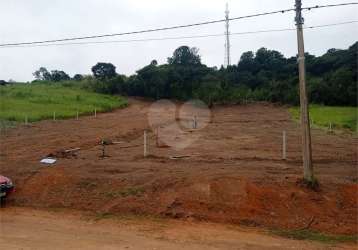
[40,158,57,164]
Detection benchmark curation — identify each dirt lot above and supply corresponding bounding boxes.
[1,99,357,235]
[0,207,355,250]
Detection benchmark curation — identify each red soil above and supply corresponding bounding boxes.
[1,99,357,235]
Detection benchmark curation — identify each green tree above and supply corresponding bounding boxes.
[50,70,70,82]
[92,63,117,80]
[33,67,51,81]
[167,46,201,65]
[82,42,357,107]
[238,51,256,72]
[73,74,84,81]
[150,59,158,66]
[194,74,222,107]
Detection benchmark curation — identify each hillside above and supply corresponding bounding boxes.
[0,83,127,123]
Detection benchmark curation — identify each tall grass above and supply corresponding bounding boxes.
[0,82,127,122]
[290,105,357,132]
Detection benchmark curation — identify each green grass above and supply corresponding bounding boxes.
[272,229,357,244]
[0,82,127,123]
[290,105,357,132]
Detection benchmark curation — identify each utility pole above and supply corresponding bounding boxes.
[224,3,231,67]
[295,0,314,182]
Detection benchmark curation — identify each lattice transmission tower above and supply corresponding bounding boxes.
[224,3,231,67]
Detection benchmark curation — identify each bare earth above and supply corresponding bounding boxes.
[0,98,357,239]
[0,207,355,250]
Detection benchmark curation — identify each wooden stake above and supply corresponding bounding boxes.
[156,127,159,147]
[64,148,81,153]
[193,116,197,129]
[144,130,148,157]
[102,144,106,158]
[282,131,287,160]
[53,111,56,121]
[94,108,97,118]
[76,110,79,120]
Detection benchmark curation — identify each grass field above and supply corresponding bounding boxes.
[0,83,127,123]
[290,105,357,132]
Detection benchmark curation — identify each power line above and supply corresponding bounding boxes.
[305,20,358,29]
[1,21,356,49]
[0,2,357,48]
[302,2,358,10]
[1,9,295,47]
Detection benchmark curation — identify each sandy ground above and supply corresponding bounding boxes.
[0,99,357,235]
[0,207,355,250]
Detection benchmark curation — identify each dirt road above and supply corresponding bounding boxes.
[0,207,353,250]
[0,99,357,234]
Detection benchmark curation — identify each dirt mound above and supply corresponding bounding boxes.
[9,168,357,235]
[2,99,357,235]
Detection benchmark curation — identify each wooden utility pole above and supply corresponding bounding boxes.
[295,0,314,182]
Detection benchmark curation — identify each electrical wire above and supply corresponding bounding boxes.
[1,21,356,49]
[0,2,357,48]
[302,2,358,11]
[0,9,294,47]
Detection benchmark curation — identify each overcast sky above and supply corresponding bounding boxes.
[0,0,357,82]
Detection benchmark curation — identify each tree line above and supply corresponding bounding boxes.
[31,42,357,106]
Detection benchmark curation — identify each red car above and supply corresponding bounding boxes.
[0,175,14,207]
